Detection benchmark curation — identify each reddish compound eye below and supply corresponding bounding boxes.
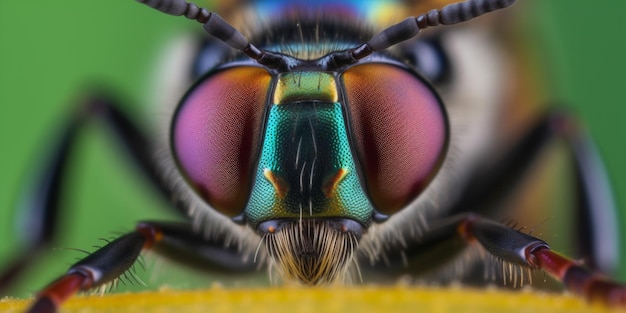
[341,63,448,215]
[172,66,271,216]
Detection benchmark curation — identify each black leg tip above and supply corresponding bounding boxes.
[27,297,56,313]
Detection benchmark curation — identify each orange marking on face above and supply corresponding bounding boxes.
[322,168,348,197]
[263,168,289,198]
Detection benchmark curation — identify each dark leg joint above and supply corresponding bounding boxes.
[458,214,548,267]
[26,228,158,313]
[69,232,147,287]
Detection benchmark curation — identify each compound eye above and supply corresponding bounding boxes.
[342,63,448,215]
[172,67,271,216]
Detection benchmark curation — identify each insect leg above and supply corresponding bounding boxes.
[140,220,257,274]
[0,91,182,292]
[448,110,618,273]
[26,221,255,313]
[373,213,626,305]
[365,110,625,303]
[449,109,622,301]
[457,214,626,305]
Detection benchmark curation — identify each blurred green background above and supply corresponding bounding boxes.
[0,0,625,299]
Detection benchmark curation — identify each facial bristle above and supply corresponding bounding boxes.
[265,220,358,285]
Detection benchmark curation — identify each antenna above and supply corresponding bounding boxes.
[349,0,517,60]
[136,0,517,70]
[136,0,291,70]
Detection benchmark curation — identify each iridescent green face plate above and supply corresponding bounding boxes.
[245,71,374,228]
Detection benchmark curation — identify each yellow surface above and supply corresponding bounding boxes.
[2,286,624,313]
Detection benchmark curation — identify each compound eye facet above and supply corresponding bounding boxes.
[342,63,448,215]
[172,66,271,216]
